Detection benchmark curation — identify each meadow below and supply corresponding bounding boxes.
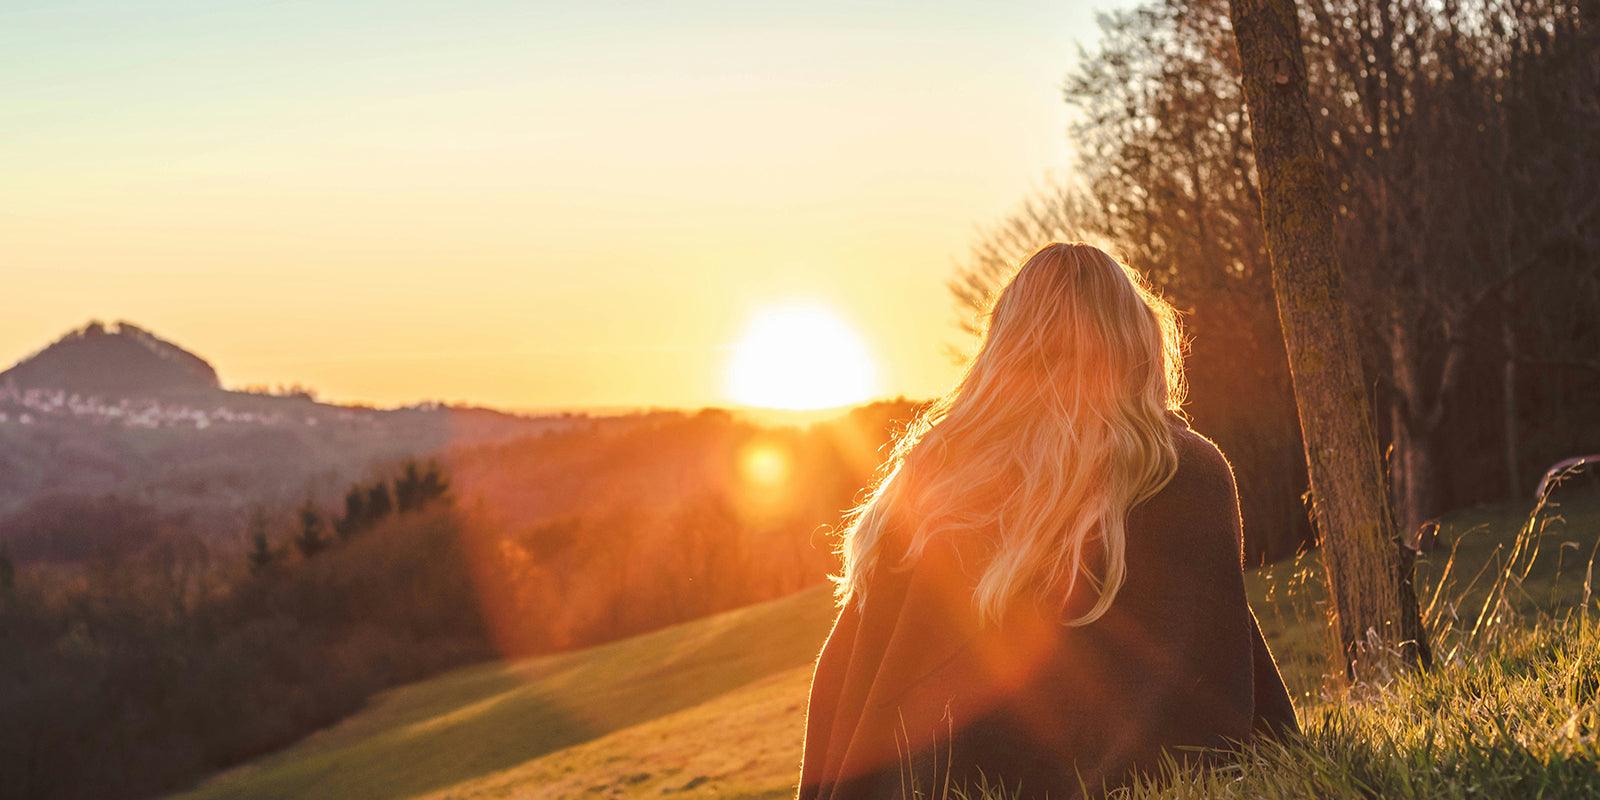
[173,486,1600,799]
[4,1,1594,799]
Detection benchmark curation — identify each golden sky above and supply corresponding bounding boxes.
[1,1,1109,411]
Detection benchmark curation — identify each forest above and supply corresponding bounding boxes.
[953,0,1599,562]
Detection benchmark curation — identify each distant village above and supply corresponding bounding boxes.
[0,383,378,430]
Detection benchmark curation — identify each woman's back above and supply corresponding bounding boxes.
[797,420,1298,799]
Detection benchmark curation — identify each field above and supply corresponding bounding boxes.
[173,490,1600,800]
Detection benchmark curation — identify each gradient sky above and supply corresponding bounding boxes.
[1,0,1116,411]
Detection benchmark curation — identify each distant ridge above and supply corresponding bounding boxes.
[0,319,587,548]
[0,320,220,396]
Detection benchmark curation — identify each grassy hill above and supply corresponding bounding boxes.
[172,585,838,800]
[173,490,1600,800]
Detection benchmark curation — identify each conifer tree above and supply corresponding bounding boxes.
[366,482,394,522]
[395,461,423,513]
[418,461,449,505]
[293,500,328,559]
[335,486,368,539]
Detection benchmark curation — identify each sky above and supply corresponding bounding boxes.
[1,0,1116,412]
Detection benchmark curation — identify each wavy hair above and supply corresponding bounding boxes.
[834,242,1186,625]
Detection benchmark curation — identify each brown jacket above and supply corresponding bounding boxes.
[797,421,1298,799]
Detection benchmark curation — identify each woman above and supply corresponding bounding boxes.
[797,243,1297,799]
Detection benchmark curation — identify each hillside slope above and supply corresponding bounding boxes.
[173,586,839,800]
[173,491,1600,800]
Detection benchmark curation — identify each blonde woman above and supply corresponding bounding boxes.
[797,243,1297,799]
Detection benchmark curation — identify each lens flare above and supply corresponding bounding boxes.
[739,441,792,488]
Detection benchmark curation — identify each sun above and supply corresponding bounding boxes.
[726,303,879,410]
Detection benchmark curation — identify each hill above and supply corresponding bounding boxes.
[173,489,1600,800]
[173,586,839,800]
[0,401,918,800]
[0,320,578,554]
[0,320,219,397]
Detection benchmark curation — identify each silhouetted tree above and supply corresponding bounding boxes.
[247,533,276,575]
[394,460,448,514]
[365,482,394,522]
[244,507,278,575]
[293,501,328,559]
[418,460,449,505]
[395,462,423,513]
[335,487,368,539]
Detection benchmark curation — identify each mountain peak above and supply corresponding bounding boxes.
[0,320,221,396]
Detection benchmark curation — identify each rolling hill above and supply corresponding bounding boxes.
[172,586,840,800]
[171,489,1600,800]
[0,320,578,554]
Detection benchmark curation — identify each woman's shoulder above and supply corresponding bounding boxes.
[1131,414,1245,563]
[1165,414,1240,493]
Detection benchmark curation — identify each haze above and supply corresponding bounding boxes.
[0,0,1104,411]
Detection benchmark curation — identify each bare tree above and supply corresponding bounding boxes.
[947,188,1090,341]
[1225,0,1429,674]
[953,0,1598,673]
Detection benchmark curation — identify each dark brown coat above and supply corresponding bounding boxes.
[797,421,1298,799]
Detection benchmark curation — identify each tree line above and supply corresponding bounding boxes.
[0,458,469,800]
[248,459,449,570]
[953,0,1600,563]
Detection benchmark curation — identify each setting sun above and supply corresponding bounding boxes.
[726,304,879,411]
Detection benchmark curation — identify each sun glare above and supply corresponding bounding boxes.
[739,441,792,487]
[726,304,878,411]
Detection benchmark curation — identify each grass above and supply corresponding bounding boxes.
[1116,617,1600,799]
[1080,486,1600,800]
[924,486,1600,800]
[171,584,837,800]
[172,487,1600,800]
[1250,486,1600,698]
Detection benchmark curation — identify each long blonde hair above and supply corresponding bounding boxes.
[835,243,1187,625]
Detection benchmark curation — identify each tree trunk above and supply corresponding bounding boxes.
[1394,421,1438,536]
[1386,300,1470,536]
[1502,295,1521,499]
[1225,0,1431,676]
